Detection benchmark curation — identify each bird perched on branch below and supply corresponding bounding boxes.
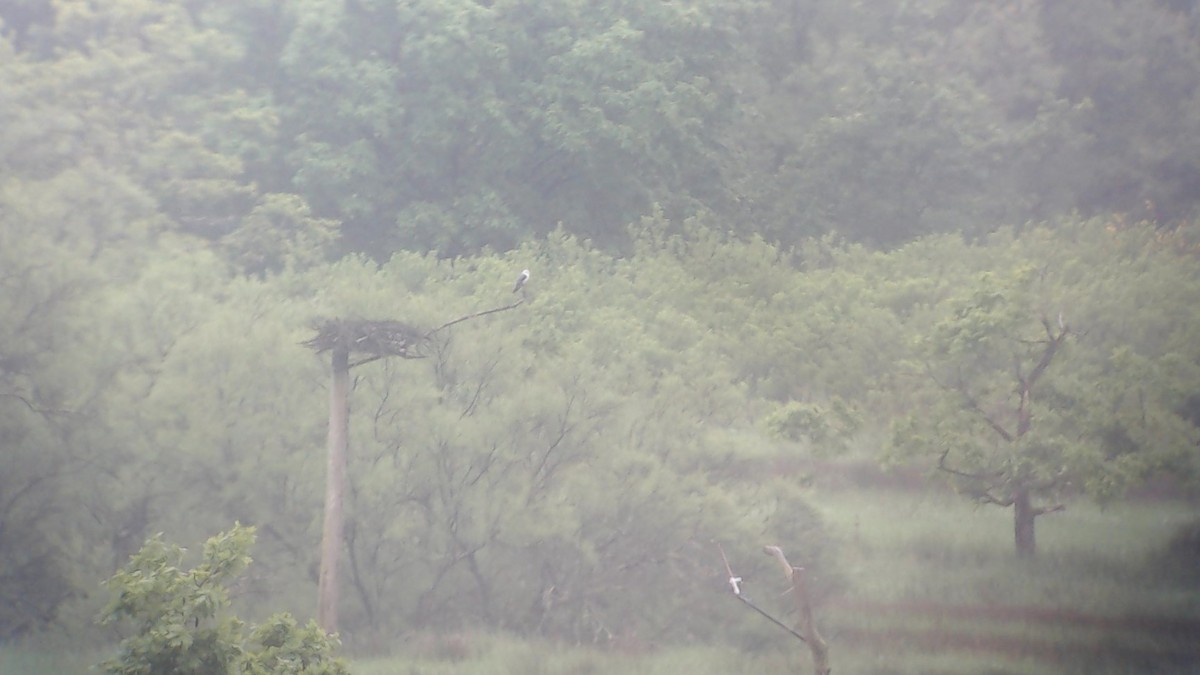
[513,269,530,293]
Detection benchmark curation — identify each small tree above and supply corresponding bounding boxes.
[99,524,348,675]
[892,267,1074,557]
[892,258,1200,557]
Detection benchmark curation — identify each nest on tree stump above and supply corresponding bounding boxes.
[303,318,429,359]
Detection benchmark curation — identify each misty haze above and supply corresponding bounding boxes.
[1,1,1198,674]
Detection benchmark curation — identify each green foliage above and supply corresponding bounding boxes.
[765,398,862,454]
[275,0,743,254]
[241,615,348,675]
[325,235,837,642]
[100,527,251,675]
[4,0,1200,638]
[1041,0,1200,223]
[99,524,348,675]
[223,193,340,274]
[890,219,1200,545]
[7,0,1200,262]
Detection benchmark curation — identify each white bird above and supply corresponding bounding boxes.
[512,269,530,293]
[728,575,743,596]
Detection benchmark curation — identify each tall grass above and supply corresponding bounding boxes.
[349,488,1199,675]
[816,486,1198,611]
[810,486,1200,674]
[351,639,789,675]
[8,487,1195,675]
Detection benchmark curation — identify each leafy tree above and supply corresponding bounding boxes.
[0,31,157,630]
[738,0,1095,247]
[1,0,334,271]
[80,247,335,614]
[99,524,348,675]
[892,221,1200,556]
[275,0,744,255]
[1040,0,1200,223]
[894,266,1073,557]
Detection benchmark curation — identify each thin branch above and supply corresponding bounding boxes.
[976,490,1015,507]
[936,450,1014,507]
[1031,503,1065,517]
[936,449,1006,489]
[1026,320,1068,391]
[0,392,72,417]
[926,364,1015,442]
[459,356,501,421]
[425,299,524,338]
[0,392,39,413]
[349,354,388,369]
[1031,473,1065,493]
[958,387,1015,443]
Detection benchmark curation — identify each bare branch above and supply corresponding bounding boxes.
[0,392,72,417]
[425,299,524,338]
[1031,503,1065,517]
[926,364,1016,442]
[937,450,1012,506]
[0,391,39,413]
[977,491,1015,507]
[349,354,387,368]
[762,545,795,581]
[459,356,502,421]
[1026,319,1068,390]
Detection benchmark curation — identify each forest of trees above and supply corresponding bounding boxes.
[1,0,1199,648]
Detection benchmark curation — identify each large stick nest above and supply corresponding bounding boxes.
[303,318,429,359]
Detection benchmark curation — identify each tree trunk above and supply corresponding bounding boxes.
[1013,484,1036,558]
[318,346,350,634]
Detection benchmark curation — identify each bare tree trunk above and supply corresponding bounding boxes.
[1013,484,1036,559]
[344,521,377,632]
[318,346,350,634]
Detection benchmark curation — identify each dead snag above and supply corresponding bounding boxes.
[763,545,830,675]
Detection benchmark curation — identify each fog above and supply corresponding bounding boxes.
[1,1,1197,672]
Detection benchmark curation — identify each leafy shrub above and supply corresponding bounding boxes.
[98,524,348,675]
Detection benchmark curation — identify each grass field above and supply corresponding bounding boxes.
[4,486,1196,675]
[348,486,1200,675]
[809,486,1200,674]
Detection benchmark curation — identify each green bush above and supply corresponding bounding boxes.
[98,524,348,675]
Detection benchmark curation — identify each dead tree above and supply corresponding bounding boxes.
[721,543,830,675]
[764,545,830,675]
[303,301,521,635]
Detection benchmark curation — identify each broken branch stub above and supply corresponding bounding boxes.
[763,545,830,675]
